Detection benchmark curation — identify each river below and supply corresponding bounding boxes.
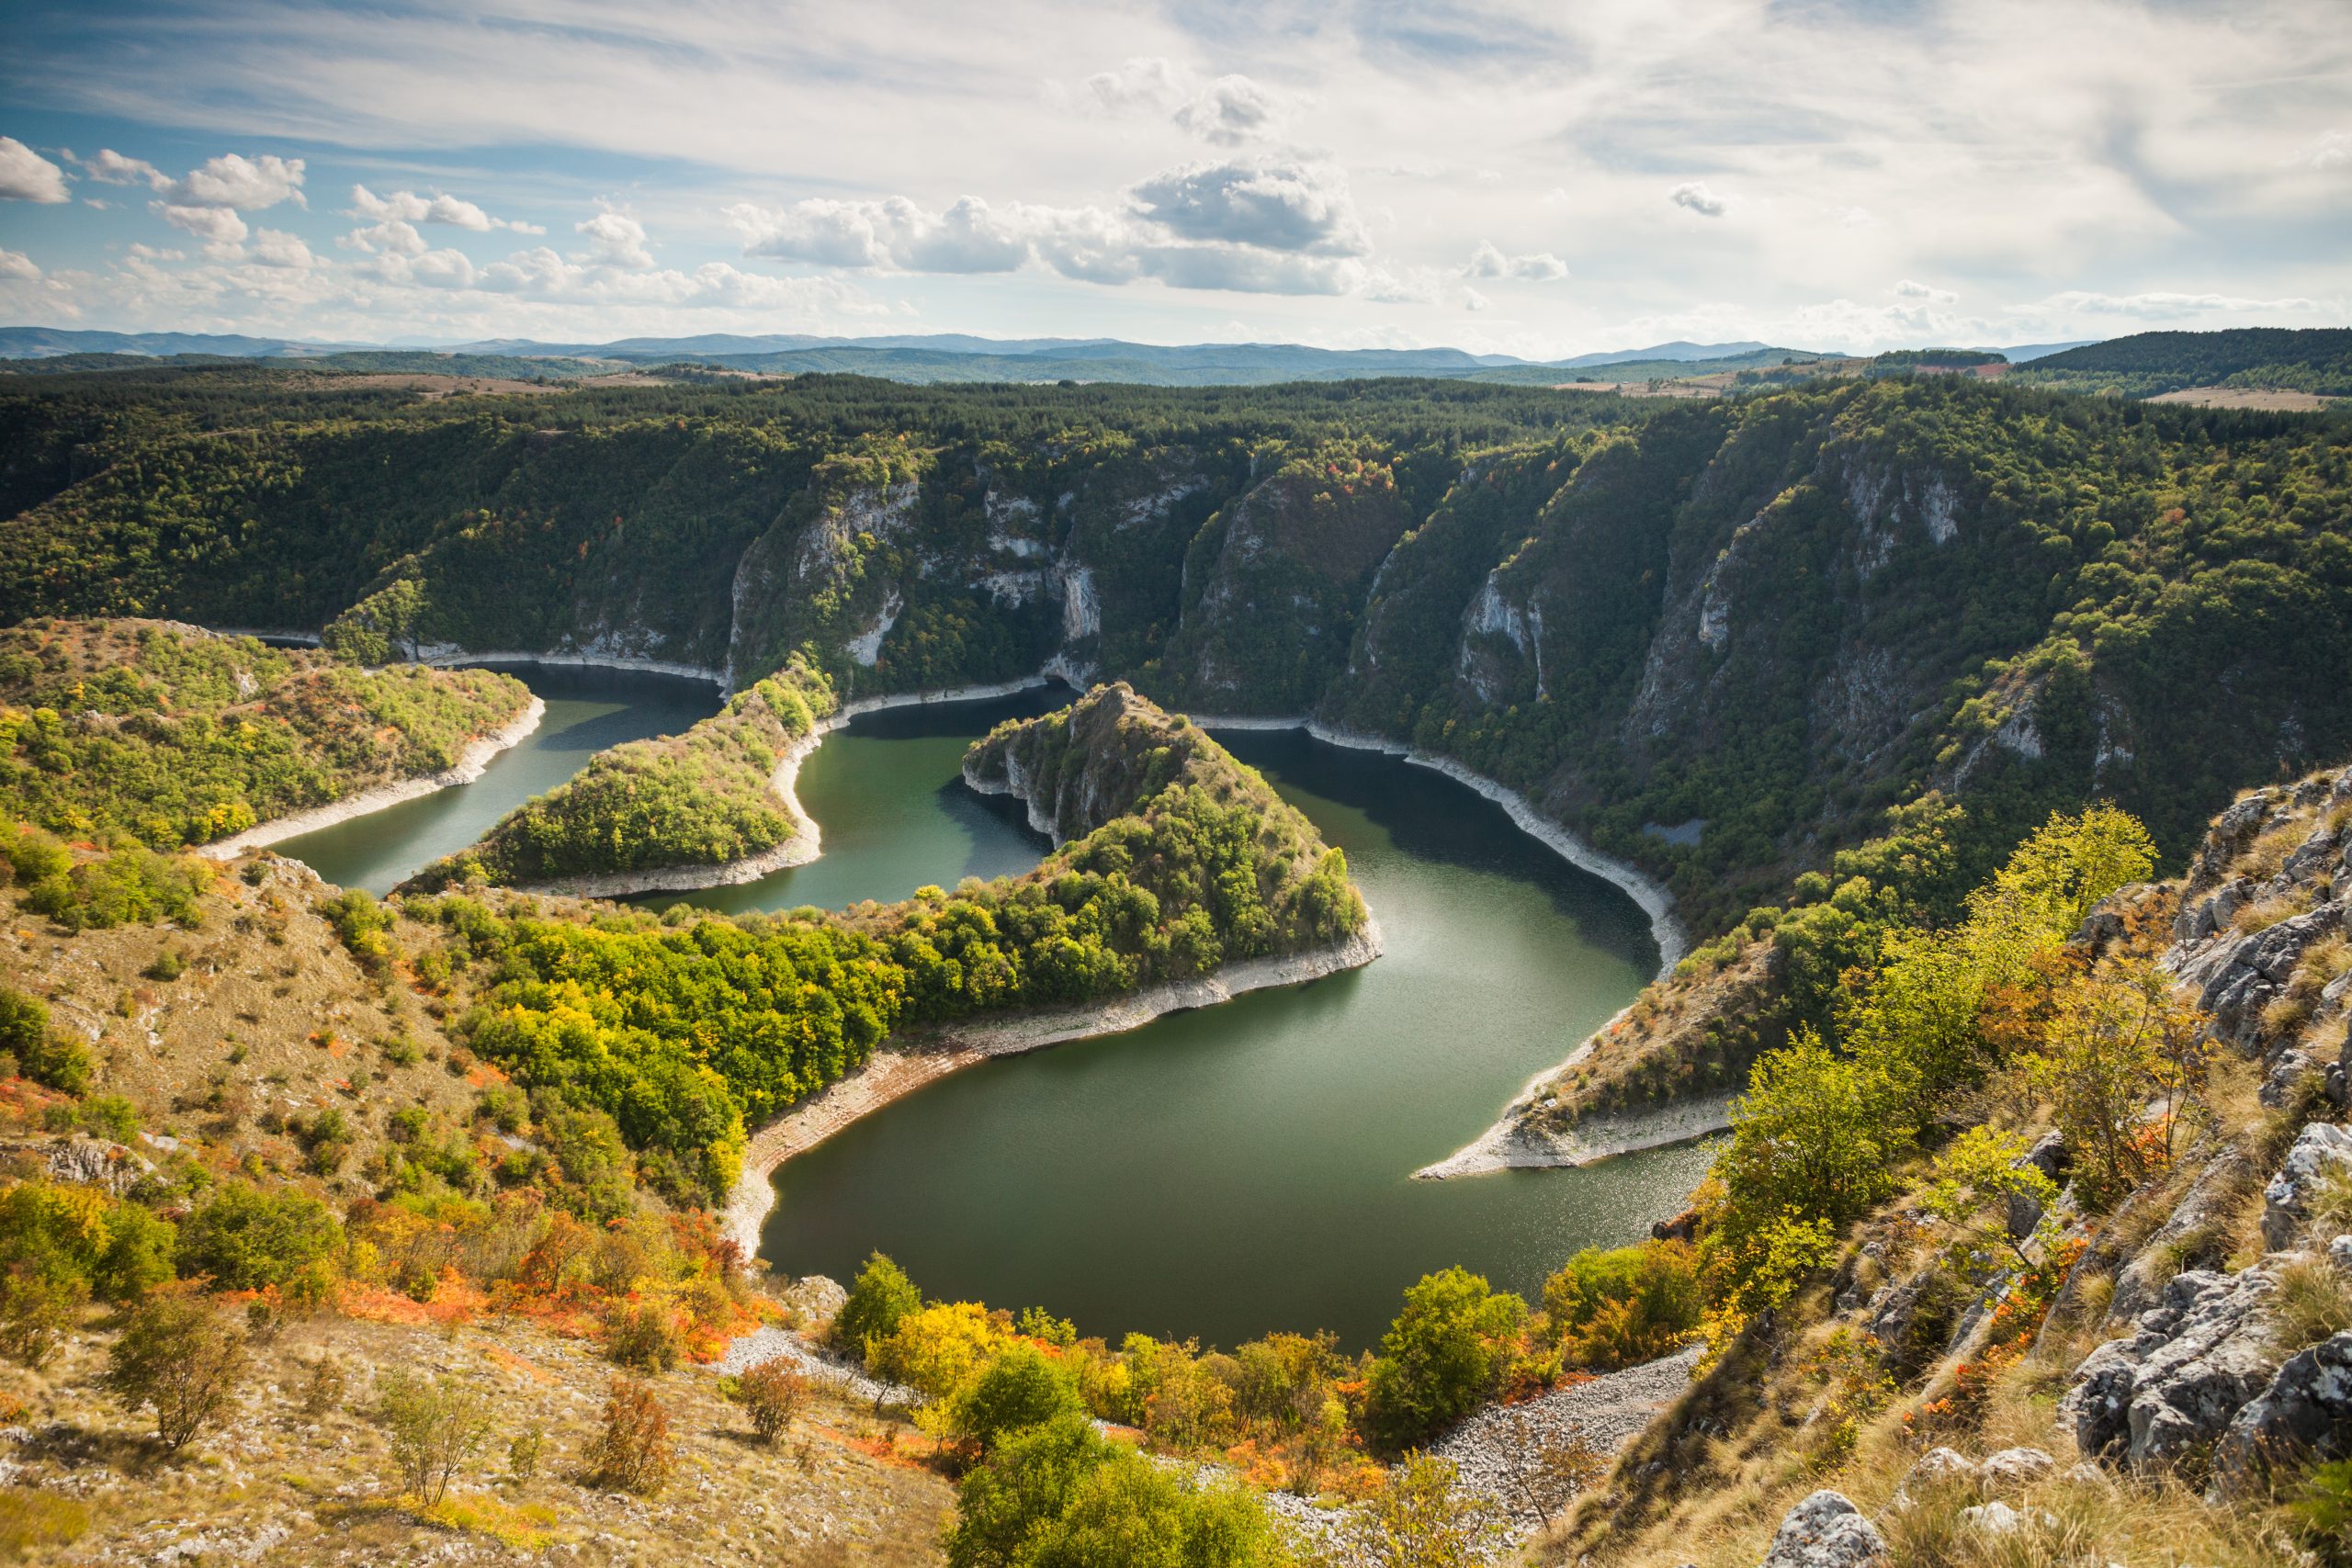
[278,669,1713,1350]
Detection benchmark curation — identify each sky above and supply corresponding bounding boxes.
[0,0,2346,358]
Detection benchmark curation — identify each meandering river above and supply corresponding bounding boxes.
[278,670,1713,1350]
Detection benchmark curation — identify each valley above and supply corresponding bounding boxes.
[0,345,2346,1566]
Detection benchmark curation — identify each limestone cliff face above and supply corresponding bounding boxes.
[961,682,1209,846]
[724,479,922,688]
[1156,460,1416,714]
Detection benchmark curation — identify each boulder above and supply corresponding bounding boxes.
[777,1274,848,1332]
[2265,1122,2352,1249]
[1957,1501,2053,1536]
[2263,1050,2322,1110]
[2211,1330,2352,1494]
[1894,1447,1978,1504]
[2060,1265,2283,1472]
[1978,1447,2055,1489]
[1758,1490,1886,1568]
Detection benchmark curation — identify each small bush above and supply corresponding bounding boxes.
[78,1095,140,1143]
[836,1251,922,1361]
[377,1369,493,1506]
[509,1420,545,1480]
[739,1358,806,1446]
[0,1265,87,1369]
[2296,1459,2352,1568]
[143,949,187,982]
[101,1290,248,1453]
[949,1343,1085,1456]
[584,1376,673,1495]
[601,1299,684,1372]
[297,1354,346,1417]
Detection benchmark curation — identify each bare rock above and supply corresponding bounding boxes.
[2060,1265,2283,1472]
[2265,1122,2352,1249]
[2263,1050,2323,1109]
[777,1274,848,1332]
[1758,1490,1886,1568]
[39,1135,153,1196]
[2211,1330,2352,1495]
[1979,1447,2055,1488]
[1894,1447,1978,1503]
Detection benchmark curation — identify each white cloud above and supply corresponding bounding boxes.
[574,209,652,268]
[1464,241,1566,281]
[154,202,249,252]
[1072,58,1292,145]
[349,183,539,232]
[1462,287,1489,311]
[0,248,40,280]
[76,148,167,189]
[340,219,428,256]
[1172,75,1290,147]
[0,138,70,203]
[2027,288,2328,320]
[250,228,315,269]
[728,195,1027,273]
[1669,181,1727,218]
[164,152,305,210]
[1082,56,1189,114]
[1128,160,1369,255]
[1893,278,1957,304]
[2287,129,2350,170]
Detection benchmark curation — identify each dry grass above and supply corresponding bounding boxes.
[0,1303,953,1564]
[2144,387,2340,412]
[0,1486,90,1555]
[2270,1258,2352,1356]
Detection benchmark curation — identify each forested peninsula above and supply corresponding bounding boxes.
[402,660,839,895]
[0,617,536,852]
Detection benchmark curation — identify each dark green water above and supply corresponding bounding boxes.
[751,721,1713,1352]
[645,687,1069,917]
[283,671,1711,1350]
[274,665,720,895]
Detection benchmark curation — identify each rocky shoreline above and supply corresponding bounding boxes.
[1186,712,1686,967]
[413,643,730,691]
[196,694,548,859]
[720,921,1384,1255]
[1185,711,1702,1182]
[1412,1083,1733,1179]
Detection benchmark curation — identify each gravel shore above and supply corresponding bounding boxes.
[198,694,547,858]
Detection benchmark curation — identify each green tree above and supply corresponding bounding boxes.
[1361,1268,1527,1452]
[375,1369,493,1506]
[837,1251,922,1361]
[950,1342,1087,1457]
[101,1290,248,1454]
[2026,958,2208,1206]
[1712,1030,1903,1242]
[175,1183,343,1294]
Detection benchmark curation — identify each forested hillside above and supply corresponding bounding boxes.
[0,618,532,851]
[2013,326,2352,398]
[2,366,2347,932]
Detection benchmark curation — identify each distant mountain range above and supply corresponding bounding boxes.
[0,326,1833,385]
[0,325,2183,388]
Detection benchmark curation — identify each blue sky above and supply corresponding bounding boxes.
[0,0,2346,355]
